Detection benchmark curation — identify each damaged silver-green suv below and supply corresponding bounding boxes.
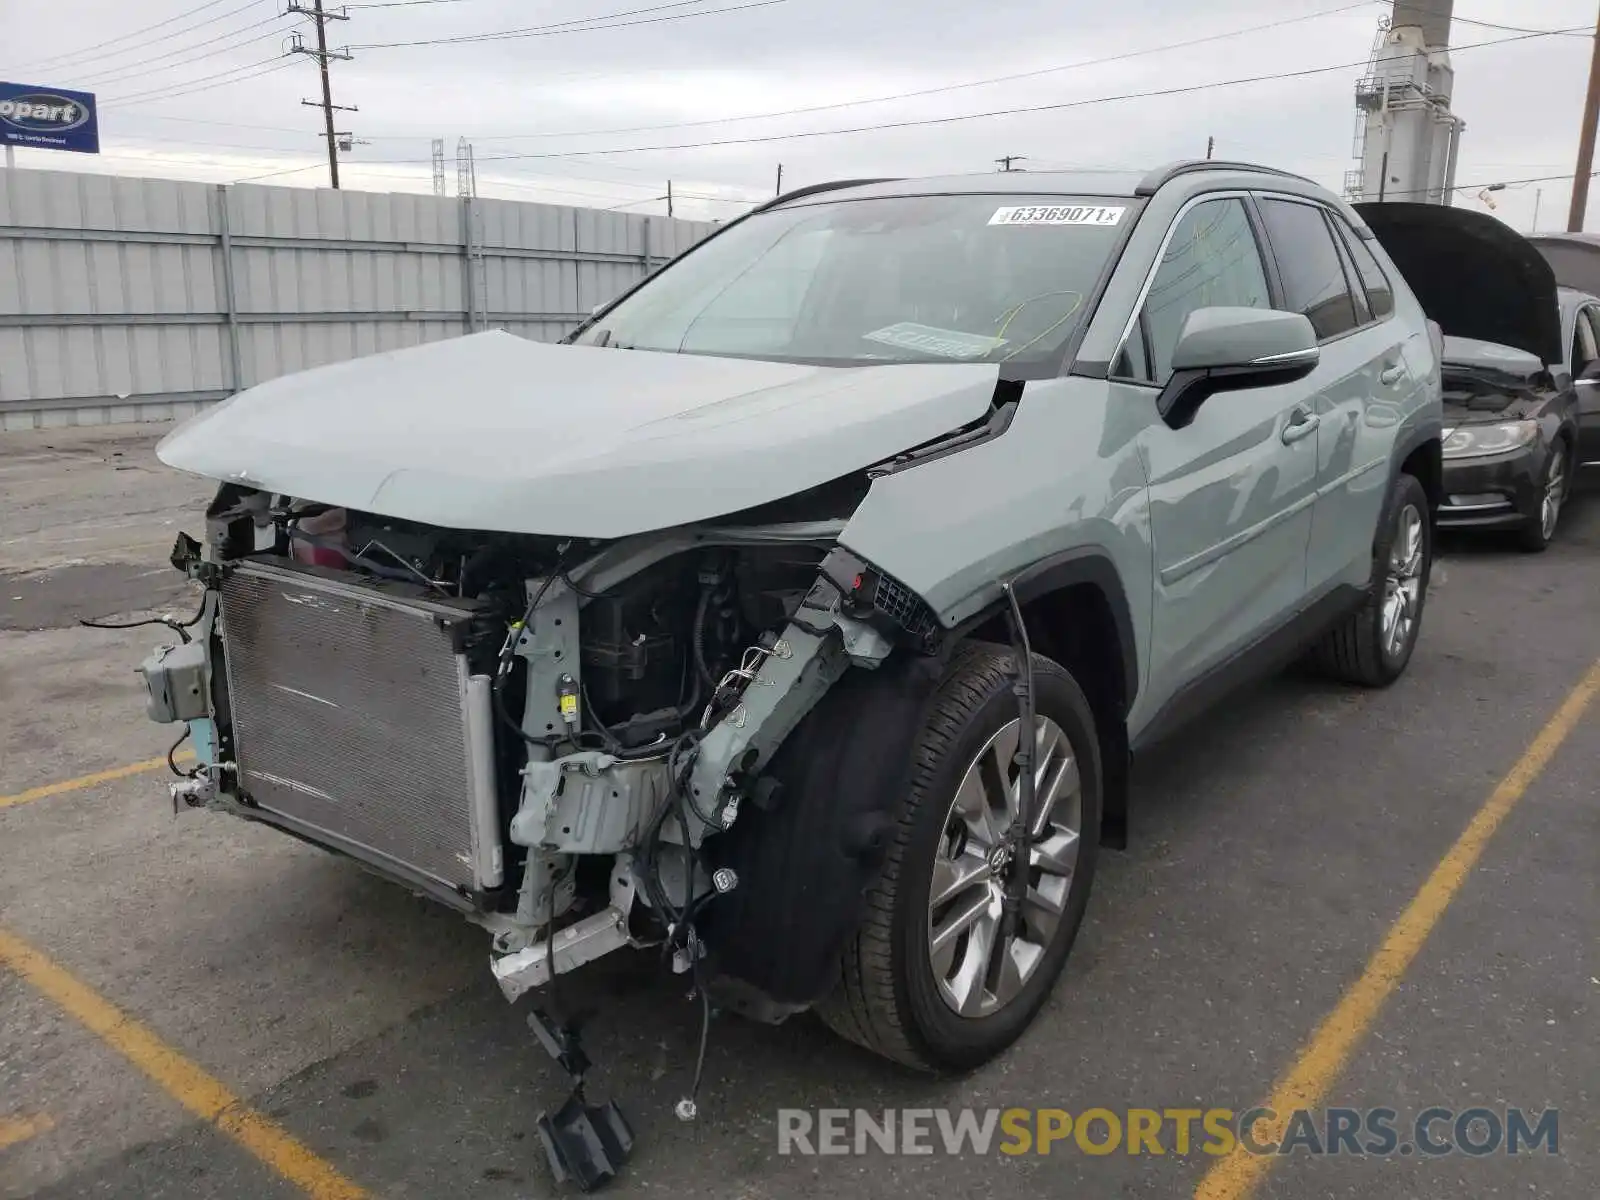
[141,162,1460,1096]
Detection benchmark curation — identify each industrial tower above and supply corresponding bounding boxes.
[1345,1,1463,206]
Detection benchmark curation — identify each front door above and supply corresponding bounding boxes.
[1116,195,1319,708]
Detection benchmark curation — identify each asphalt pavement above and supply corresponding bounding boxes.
[0,424,1595,1199]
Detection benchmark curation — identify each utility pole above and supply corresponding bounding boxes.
[1533,187,1544,232]
[455,138,476,198]
[431,139,446,196]
[1569,0,1600,230]
[1206,135,1215,160]
[666,179,674,217]
[289,0,354,189]
[775,163,783,195]
[996,155,1026,172]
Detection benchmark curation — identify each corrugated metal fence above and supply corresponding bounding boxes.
[0,167,718,430]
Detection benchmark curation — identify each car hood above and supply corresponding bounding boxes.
[156,331,1001,538]
[1355,202,1563,365]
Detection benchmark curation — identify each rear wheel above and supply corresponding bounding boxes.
[1312,472,1431,687]
[817,644,1101,1072]
[1517,436,1568,553]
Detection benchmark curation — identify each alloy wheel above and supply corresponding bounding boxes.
[1381,502,1425,661]
[927,714,1082,1018]
[1541,449,1567,540]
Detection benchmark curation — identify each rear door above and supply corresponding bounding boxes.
[1113,194,1318,703]
[1254,195,1410,595]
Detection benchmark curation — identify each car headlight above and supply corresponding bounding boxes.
[1441,420,1538,459]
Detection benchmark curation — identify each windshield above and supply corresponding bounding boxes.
[573,193,1134,368]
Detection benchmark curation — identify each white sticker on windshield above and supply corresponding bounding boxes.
[988,204,1125,227]
[862,322,1006,361]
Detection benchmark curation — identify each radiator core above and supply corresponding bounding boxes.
[218,559,503,899]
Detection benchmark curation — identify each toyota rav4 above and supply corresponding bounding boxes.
[138,162,1468,1112]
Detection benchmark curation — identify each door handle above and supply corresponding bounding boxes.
[1379,363,1404,386]
[1281,408,1320,445]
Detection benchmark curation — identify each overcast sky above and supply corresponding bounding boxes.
[2,0,1597,229]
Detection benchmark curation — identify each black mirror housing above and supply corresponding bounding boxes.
[1156,356,1320,430]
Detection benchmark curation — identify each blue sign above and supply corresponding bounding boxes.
[0,81,98,155]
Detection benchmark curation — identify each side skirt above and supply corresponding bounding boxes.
[1129,583,1367,757]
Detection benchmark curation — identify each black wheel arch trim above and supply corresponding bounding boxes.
[944,546,1140,715]
[1389,416,1445,510]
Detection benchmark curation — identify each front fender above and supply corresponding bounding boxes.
[838,376,1155,707]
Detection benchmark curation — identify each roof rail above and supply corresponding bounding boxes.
[1134,159,1312,197]
[752,178,901,214]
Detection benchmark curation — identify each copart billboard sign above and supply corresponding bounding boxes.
[0,82,99,155]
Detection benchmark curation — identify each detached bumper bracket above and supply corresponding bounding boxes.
[529,1008,635,1192]
[536,1093,634,1193]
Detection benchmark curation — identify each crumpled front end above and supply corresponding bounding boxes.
[135,470,956,1008]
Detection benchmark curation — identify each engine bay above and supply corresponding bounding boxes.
[137,478,949,1186]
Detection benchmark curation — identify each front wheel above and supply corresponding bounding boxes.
[1517,436,1569,553]
[817,644,1101,1072]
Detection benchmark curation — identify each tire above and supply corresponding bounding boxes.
[1312,471,1431,688]
[816,643,1101,1072]
[1516,436,1569,553]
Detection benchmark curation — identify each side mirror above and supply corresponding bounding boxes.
[1158,307,1320,429]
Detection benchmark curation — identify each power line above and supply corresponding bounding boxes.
[112,114,306,134]
[68,15,306,88]
[91,1,1369,143]
[100,56,298,107]
[447,1,1373,144]
[348,0,786,49]
[446,25,1584,165]
[9,0,271,75]
[1386,170,1591,198]
[1453,15,1587,35]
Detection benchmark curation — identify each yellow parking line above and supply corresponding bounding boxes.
[1196,657,1600,1200]
[0,928,369,1199]
[0,751,195,810]
[0,1112,55,1150]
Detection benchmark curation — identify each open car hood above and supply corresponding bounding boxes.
[1355,202,1563,365]
[156,331,1001,538]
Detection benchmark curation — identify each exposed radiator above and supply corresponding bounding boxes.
[218,559,503,900]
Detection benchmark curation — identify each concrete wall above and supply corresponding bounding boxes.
[0,167,717,430]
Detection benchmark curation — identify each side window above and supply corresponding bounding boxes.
[1258,198,1360,340]
[1337,219,1395,319]
[1126,197,1271,384]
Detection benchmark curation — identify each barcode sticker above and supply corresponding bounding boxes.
[988,204,1126,227]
